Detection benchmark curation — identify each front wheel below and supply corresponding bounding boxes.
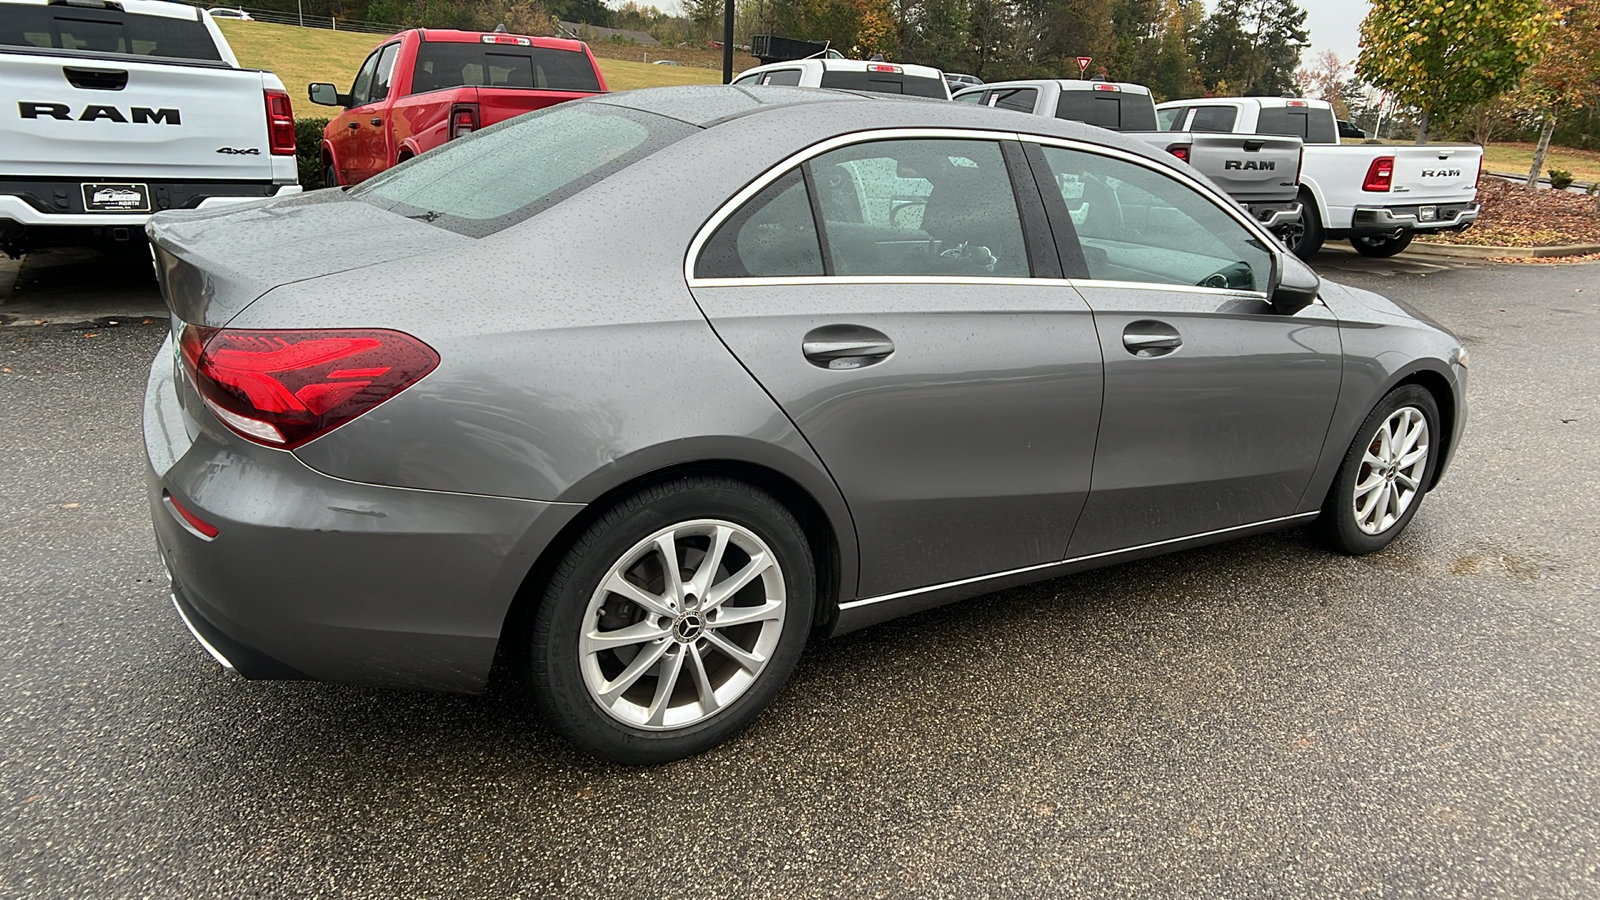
[528,476,815,764]
[1313,385,1440,555]
[1351,232,1415,257]
[323,164,339,189]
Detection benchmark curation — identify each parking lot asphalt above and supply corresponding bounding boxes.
[2,247,1598,898]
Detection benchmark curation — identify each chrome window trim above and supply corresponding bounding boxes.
[685,127,1024,287]
[838,511,1320,612]
[686,127,1288,291]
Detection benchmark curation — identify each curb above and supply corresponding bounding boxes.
[0,255,21,301]
[1411,241,1600,259]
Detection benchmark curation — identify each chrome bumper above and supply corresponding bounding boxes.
[1352,202,1480,235]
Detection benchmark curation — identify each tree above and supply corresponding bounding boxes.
[1295,51,1352,117]
[1194,0,1308,96]
[1357,0,1554,143]
[1515,0,1600,185]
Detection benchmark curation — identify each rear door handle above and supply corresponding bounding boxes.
[1122,321,1183,357]
[370,117,382,126]
[802,325,894,370]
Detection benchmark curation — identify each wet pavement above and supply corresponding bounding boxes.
[2,246,1597,898]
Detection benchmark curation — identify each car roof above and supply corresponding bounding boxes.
[415,28,588,51]
[1157,96,1333,110]
[956,79,1151,96]
[593,85,1186,166]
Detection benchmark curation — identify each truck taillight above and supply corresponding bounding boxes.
[264,89,295,156]
[1092,83,1120,91]
[1167,143,1191,163]
[1295,145,1305,184]
[450,104,479,140]
[179,325,440,450]
[868,64,902,74]
[1363,155,1395,192]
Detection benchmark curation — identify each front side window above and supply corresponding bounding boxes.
[810,138,1029,277]
[1038,145,1272,291]
[952,90,985,105]
[355,104,696,237]
[370,42,400,104]
[1157,106,1188,131]
[348,46,385,106]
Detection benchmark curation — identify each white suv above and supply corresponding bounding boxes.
[732,59,950,100]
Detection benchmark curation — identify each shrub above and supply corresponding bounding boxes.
[1548,169,1574,190]
[294,118,330,189]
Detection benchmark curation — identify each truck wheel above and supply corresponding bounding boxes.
[1283,194,1324,260]
[1351,232,1415,258]
[323,165,339,189]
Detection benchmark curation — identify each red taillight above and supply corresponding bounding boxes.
[1286,99,1308,107]
[165,493,219,539]
[1092,83,1119,91]
[1363,155,1395,192]
[450,103,479,140]
[264,89,295,156]
[1167,143,1191,163]
[1295,145,1305,184]
[180,325,440,450]
[868,63,901,73]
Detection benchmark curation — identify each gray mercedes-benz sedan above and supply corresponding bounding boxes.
[144,86,1467,763]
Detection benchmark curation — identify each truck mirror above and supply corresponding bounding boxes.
[308,83,343,107]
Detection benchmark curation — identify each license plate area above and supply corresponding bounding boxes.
[1419,205,1438,222]
[82,182,151,212]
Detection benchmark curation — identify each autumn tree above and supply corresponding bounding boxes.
[1295,51,1352,117]
[1516,0,1600,185]
[1194,0,1308,96]
[1357,0,1553,143]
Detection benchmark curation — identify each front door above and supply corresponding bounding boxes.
[343,42,400,184]
[1029,142,1343,557]
[689,136,1104,598]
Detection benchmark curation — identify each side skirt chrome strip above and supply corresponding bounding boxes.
[838,511,1319,612]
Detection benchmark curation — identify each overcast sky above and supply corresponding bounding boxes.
[1293,0,1371,68]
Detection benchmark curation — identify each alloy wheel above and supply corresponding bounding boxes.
[1352,406,1430,535]
[579,519,786,730]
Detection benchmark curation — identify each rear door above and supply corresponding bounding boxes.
[688,135,1104,598]
[1028,140,1342,556]
[0,5,273,183]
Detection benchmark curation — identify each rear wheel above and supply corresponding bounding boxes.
[1283,193,1324,260]
[1351,232,1415,257]
[323,164,339,189]
[528,476,815,764]
[1313,385,1440,555]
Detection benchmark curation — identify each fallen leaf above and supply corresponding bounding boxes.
[82,333,99,339]
[60,503,81,509]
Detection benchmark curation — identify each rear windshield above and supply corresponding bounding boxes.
[353,102,695,237]
[1256,106,1337,144]
[411,41,602,93]
[818,70,948,99]
[1055,91,1158,132]
[0,7,222,61]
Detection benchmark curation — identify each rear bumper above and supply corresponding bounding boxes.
[1246,199,1302,231]
[1351,202,1479,236]
[144,338,584,693]
[0,183,302,227]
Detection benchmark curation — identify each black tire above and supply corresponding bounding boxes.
[528,475,815,764]
[1351,232,1415,257]
[1284,192,1325,260]
[1313,384,1441,555]
[323,164,339,189]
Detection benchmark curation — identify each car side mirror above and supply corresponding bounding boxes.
[308,83,344,107]
[1271,250,1320,314]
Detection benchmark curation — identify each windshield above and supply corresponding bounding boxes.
[354,102,696,237]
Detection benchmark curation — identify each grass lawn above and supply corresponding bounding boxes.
[215,19,720,117]
[1480,143,1600,185]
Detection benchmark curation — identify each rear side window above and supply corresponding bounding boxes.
[411,42,602,93]
[0,7,222,61]
[354,103,695,237]
[1056,91,1156,131]
[1157,106,1187,131]
[991,88,1037,113]
[1189,106,1238,133]
[759,69,802,86]
[953,91,985,105]
[695,171,823,279]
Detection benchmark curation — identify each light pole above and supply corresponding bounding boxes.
[722,0,734,84]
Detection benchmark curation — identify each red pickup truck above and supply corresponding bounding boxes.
[308,29,607,187]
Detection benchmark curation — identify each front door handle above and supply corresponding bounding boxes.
[347,121,359,130]
[370,117,382,126]
[802,324,894,370]
[1122,321,1183,357]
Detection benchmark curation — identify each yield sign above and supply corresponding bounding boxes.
[1077,56,1092,72]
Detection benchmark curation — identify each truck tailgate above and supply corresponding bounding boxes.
[1181,133,1303,204]
[0,53,274,181]
[1389,145,1482,205]
[475,87,602,125]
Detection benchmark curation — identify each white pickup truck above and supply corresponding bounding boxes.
[954,79,1306,234]
[1156,97,1482,258]
[0,0,302,257]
